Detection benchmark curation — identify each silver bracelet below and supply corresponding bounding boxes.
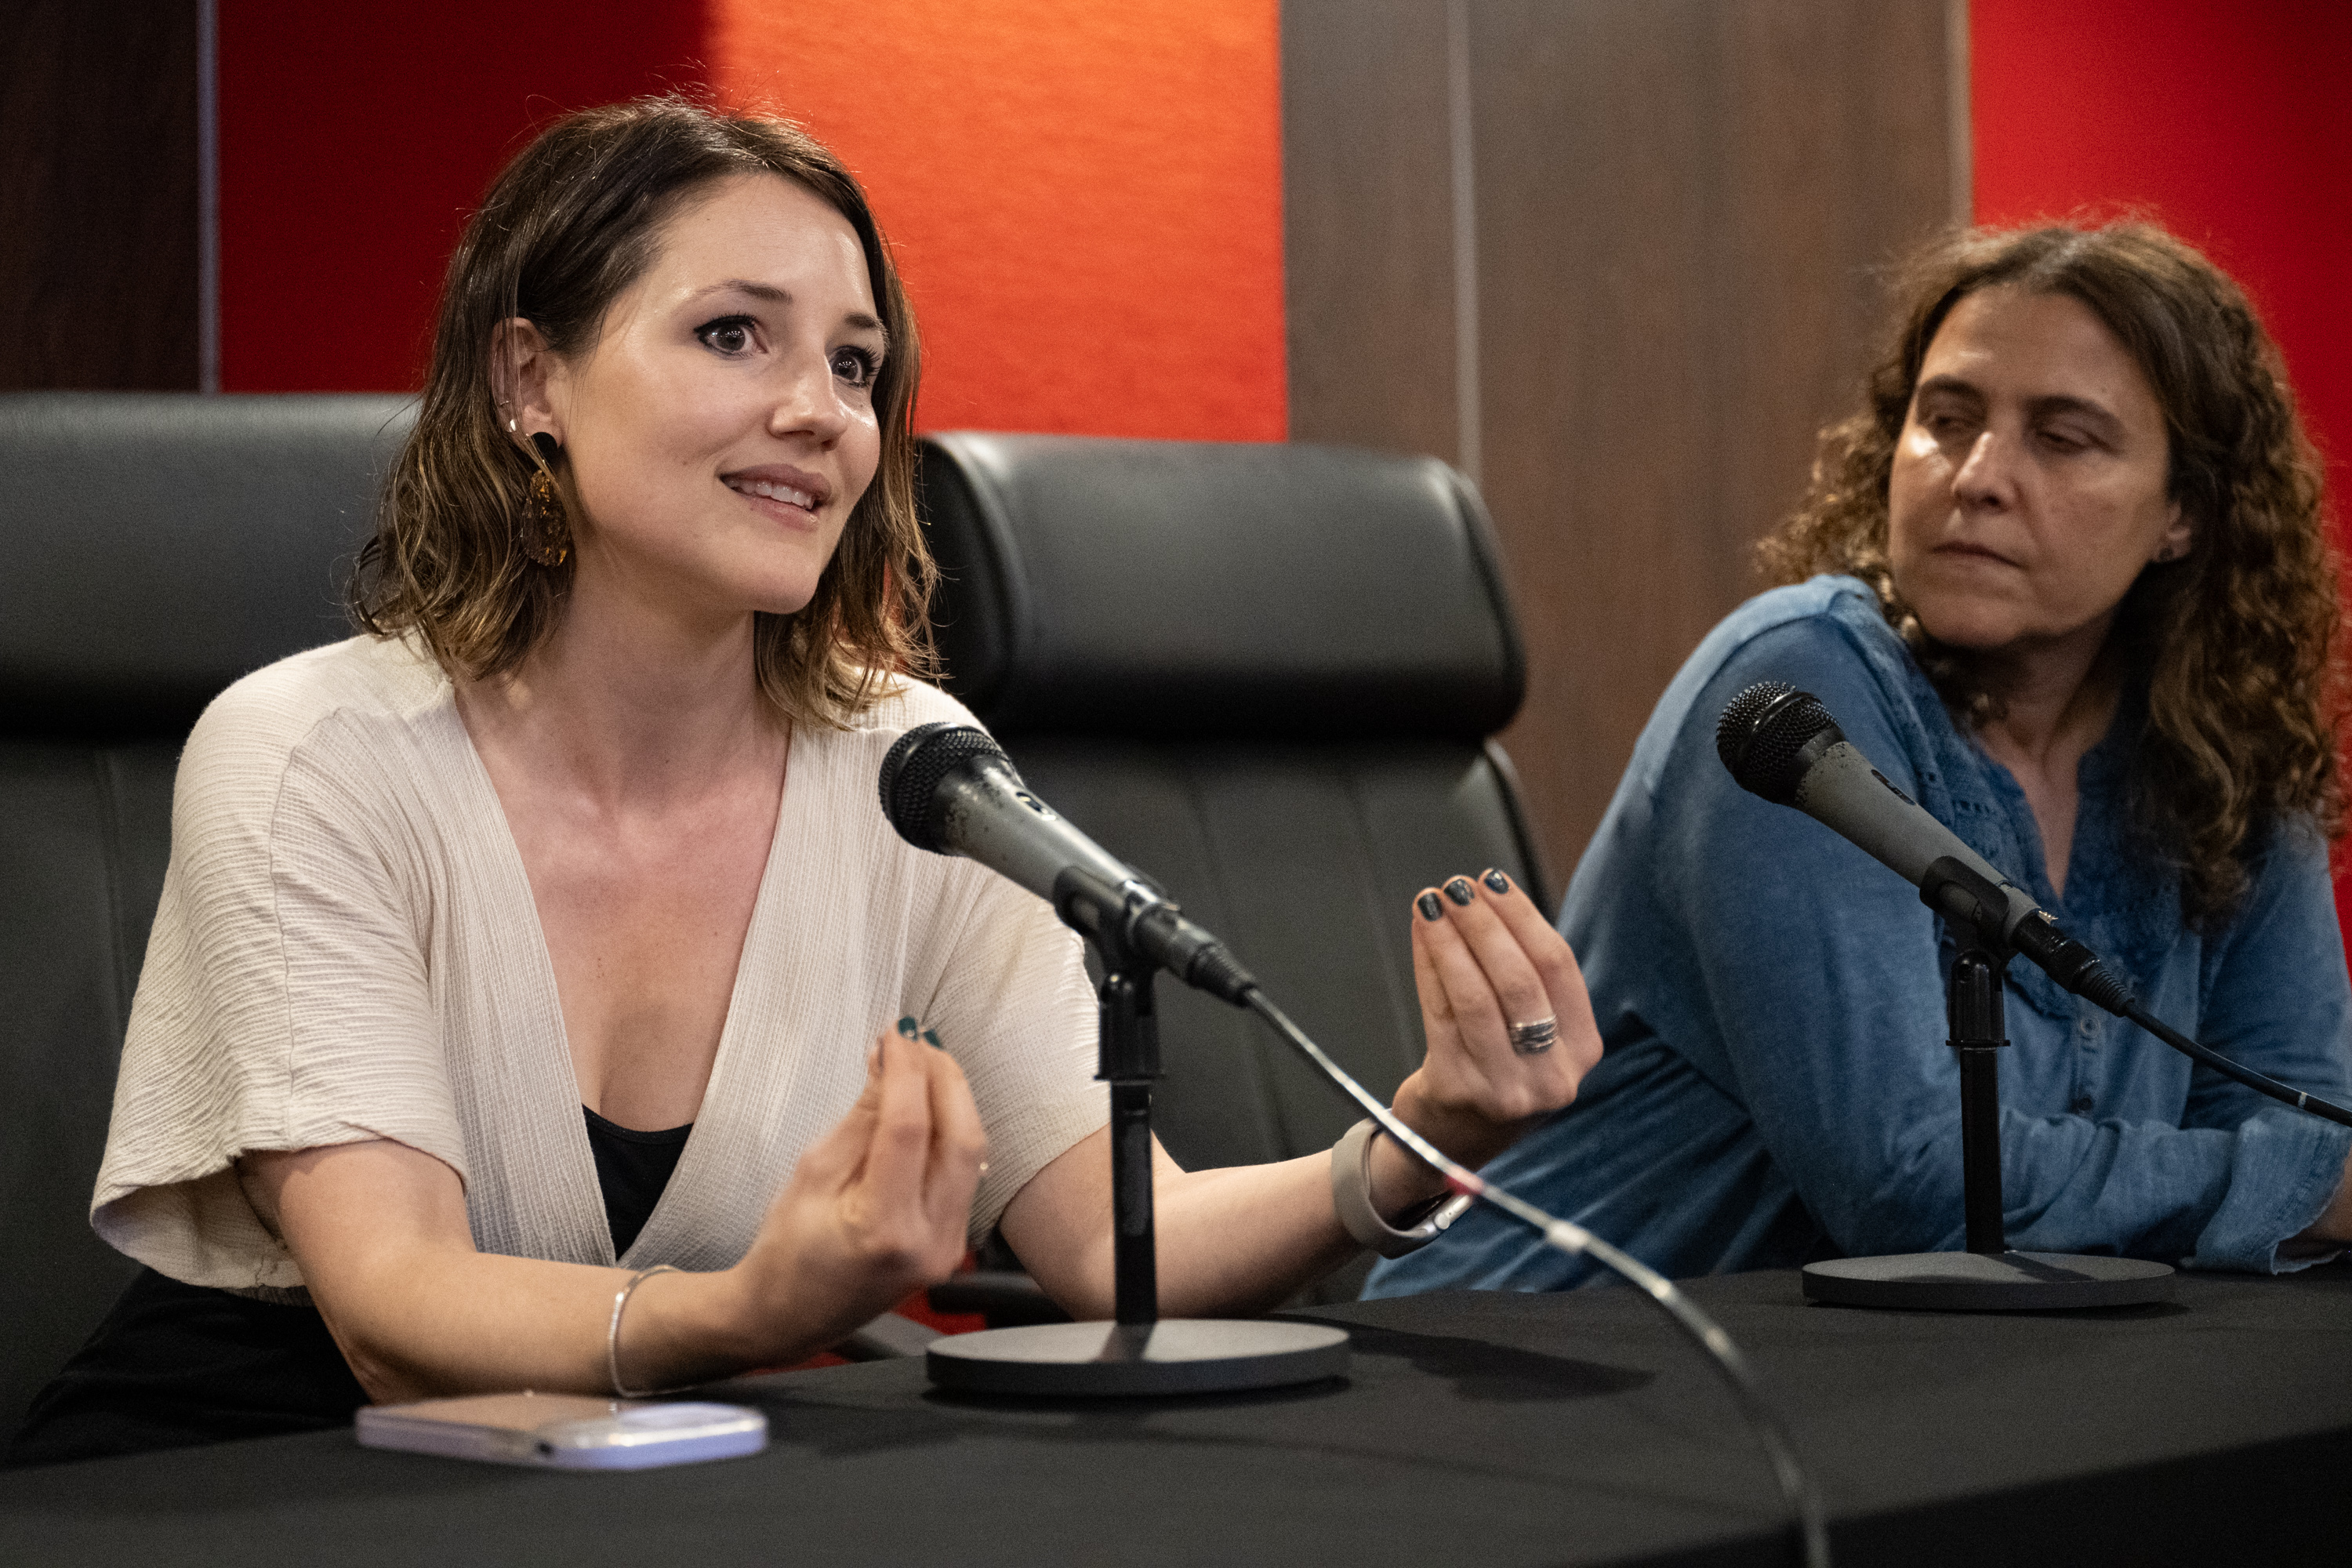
[1329,1117,1473,1259]
[607,1263,683,1399]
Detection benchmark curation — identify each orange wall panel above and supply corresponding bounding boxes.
[708,0,1287,441]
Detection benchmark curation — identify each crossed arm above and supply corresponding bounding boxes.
[240,870,1598,1404]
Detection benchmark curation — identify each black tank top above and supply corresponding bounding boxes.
[583,1105,693,1256]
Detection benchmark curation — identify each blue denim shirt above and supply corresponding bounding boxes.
[1370,576,2352,1296]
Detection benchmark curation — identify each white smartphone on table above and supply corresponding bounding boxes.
[356,1391,767,1470]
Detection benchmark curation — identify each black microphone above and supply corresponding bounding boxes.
[878,722,1257,1004]
[1715,681,2131,1013]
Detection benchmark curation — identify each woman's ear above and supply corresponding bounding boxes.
[492,318,562,446]
[2152,499,2193,564]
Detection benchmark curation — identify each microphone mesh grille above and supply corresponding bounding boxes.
[1715,681,1838,804]
[879,722,1015,853]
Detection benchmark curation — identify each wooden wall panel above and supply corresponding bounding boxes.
[1284,0,1958,879]
[1280,0,1461,466]
[0,0,200,390]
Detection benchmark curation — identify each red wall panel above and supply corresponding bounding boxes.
[1973,0,2352,928]
[217,1,710,393]
[1972,0,2352,524]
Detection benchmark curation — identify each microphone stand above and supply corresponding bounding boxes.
[1801,860,2176,1311]
[925,897,1352,1396]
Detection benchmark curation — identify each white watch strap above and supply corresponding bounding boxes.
[1329,1116,1473,1259]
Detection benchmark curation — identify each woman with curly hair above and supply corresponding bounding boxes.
[1370,222,2352,1298]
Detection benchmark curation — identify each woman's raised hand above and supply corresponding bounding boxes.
[1391,869,1601,1175]
[726,1021,985,1362]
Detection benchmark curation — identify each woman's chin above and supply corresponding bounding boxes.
[745,588,821,619]
[704,562,825,620]
[1911,608,2027,656]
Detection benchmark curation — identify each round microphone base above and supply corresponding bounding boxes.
[926,1319,1349,1398]
[1802,1250,2174,1312]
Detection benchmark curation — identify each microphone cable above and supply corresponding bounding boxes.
[1240,988,1831,1568]
[2118,1001,2352,1128]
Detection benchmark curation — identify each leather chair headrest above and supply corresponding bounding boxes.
[0,394,416,736]
[1,405,1523,744]
[919,433,1525,740]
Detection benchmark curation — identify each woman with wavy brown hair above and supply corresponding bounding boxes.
[1371,221,2352,1301]
[9,96,1596,1465]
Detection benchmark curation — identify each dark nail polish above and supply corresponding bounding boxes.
[897,1016,920,1038]
[921,1029,942,1049]
[1417,891,1444,922]
[1483,869,1512,895]
[1444,877,1475,906]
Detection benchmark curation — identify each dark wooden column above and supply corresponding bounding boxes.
[1281,0,1465,467]
[1,0,202,390]
[1283,0,1963,880]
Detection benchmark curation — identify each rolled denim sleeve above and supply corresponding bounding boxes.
[2177,826,2352,1269]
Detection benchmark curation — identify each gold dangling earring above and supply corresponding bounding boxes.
[511,420,571,568]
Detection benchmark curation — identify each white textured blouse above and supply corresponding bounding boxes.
[92,634,1104,1294]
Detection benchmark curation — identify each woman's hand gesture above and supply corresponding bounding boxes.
[724,1022,985,1363]
[1391,869,1601,1175]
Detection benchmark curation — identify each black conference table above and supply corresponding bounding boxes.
[4,1263,2347,1566]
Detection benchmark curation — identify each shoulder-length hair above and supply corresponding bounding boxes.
[351,95,934,727]
[1759,222,2342,920]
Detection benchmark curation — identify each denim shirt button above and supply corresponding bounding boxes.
[2071,1094,2096,1114]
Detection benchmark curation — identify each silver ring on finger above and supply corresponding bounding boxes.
[1507,1016,1559,1055]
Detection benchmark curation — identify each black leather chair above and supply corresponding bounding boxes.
[0,398,1547,1439]
[916,431,1548,1306]
[0,392,415,1437]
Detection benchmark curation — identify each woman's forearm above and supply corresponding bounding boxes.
[1149,1153,1359,1318]
[1004,1126,1452,1319]
[317,1245,770,1403]
[245,1140,813,1403]
[1156,1131,1465,1316]
[252,1033,982,1401]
